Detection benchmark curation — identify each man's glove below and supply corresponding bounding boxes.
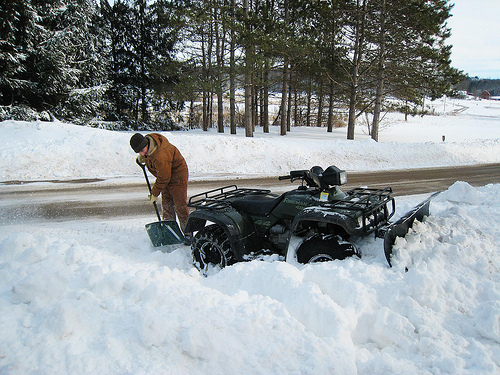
[148,194,158,204]
[136,154,145,164]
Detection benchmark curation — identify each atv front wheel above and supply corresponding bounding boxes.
[296,234,359,264]
[191,225,234,274]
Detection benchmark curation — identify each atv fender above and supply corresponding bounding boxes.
[286,208,357,265]
[185,209,258,260]
[290,206,358,238]
[383,191,441,267]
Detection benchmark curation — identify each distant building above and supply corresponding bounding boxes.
[479,90,491,100]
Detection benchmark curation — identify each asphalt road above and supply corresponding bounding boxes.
[1,163,499,223]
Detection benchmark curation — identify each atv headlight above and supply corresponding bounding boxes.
[339,171,347,185]
[322,166,347,186]
[357,215,365,229]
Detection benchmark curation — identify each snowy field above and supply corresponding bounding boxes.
[0,97,499,374]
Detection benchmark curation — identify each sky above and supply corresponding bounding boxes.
[447,0,500,79]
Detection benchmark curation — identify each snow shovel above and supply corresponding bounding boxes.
[136,159,185,246]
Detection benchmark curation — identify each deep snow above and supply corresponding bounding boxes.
[0,97,499,374]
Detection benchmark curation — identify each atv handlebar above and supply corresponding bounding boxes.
[278,170,309,185]
[278,170,308,180]
[278,166,347,189]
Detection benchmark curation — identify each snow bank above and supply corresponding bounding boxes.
[0,97,499,182]
[1,182,499,374]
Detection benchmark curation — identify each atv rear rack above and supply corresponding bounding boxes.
[188,185,271,209]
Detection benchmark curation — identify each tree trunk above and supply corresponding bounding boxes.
[280,59,288,135]
[306,78,312,127]
[201,33,209,131]
[216,7,224,133]
[347,0,367,140]
[280,0,289,136]
[189,99,195,129]
[371,0,387,142]
[253,81,258,130]
[209,92,213,129]
[263,62,269,133]
[139,0,148,123]
[316,80,324,127]
[293,80,298,126]
[243,0,253,137]
[201,92,206,130]
[347,76,357,139]
[286,78,292,132]
[327,81,334,132]
[229,0,236,134]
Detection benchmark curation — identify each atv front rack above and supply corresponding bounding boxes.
[320,186,396,235]
[188,185,271,210]
[320,186,394,209]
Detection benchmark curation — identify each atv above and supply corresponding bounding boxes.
[185,165,437,274]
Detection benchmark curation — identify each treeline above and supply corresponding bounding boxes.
[1,0,463,140]
[455,78,500,97]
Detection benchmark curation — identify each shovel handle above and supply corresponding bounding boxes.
[136,158,162,222]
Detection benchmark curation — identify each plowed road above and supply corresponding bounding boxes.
[1,163,499,223]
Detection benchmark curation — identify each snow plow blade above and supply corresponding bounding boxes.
[383,192,441,267]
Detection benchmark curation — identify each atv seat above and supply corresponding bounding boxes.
[231,194,285,216]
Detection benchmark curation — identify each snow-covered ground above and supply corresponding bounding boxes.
[0,97,499,374]
[1,97,499,182]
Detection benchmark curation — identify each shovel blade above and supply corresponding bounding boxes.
[145,220,185,246]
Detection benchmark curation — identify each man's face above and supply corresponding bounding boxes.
[139,145,148,156]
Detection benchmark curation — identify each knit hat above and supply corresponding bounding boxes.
[130,133,149,153]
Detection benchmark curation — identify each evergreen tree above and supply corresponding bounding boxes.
[55,0,109,122]
[1,0,106,121]
[101,0,184,129]
[370,0,464,138]
[0,0,39,108]
[1,0,466,133]
[335,0,463,140]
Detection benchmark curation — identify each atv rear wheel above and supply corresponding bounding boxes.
[296,234,359,264]
[191,225,234,274]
